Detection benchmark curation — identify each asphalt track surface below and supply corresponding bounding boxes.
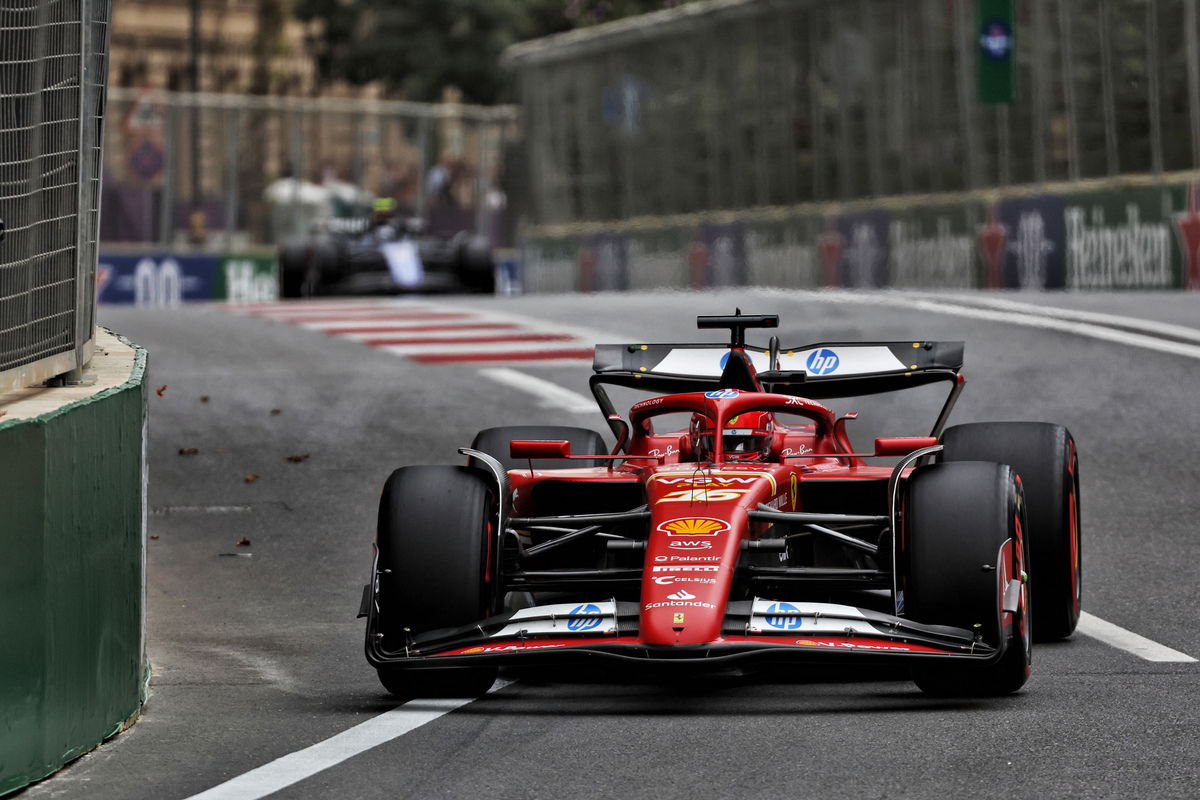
[22,289,1200,800]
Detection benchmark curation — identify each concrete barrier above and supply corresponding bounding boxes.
[0,329,147,797]
[522,172,1200,293]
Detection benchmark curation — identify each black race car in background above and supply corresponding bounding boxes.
[278,208,494,297]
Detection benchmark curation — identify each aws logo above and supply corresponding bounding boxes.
[657,518,729,537]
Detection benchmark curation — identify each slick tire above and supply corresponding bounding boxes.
[941,422,1081,641]
[457,234,495,294]
[372,465,498,697]
[469,425,608,471]
[904,461,1031,697]
[278,245,308,298]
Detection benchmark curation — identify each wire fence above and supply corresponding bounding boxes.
[0,0,109,390]
[100,90,519,251]
[505,0,1200,229]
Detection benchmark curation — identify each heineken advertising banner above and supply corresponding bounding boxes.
[693,222,749,289]
[1063,186,1178,290]
[889,205,978,289]
[578,232,630,292]
[744,217,822,289]
[522,179,1200,293]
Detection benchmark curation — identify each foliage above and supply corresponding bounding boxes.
[294,0,697,104]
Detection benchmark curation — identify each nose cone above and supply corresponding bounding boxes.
[639,467,782,644]
[641,512,742,644]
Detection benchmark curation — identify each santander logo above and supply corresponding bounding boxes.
[666,589,697,601]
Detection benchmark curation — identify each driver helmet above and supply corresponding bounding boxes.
[690,411,774,462]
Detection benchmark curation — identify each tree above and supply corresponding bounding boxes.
[294,0,697,104]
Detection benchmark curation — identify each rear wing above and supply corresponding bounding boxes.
[591,340,963,399]
[590,339,965,443]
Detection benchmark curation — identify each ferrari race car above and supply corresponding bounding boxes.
[360,312,1082,697]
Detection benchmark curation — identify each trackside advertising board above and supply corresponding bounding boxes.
[524,180,1200,292]
[97,253,278,304]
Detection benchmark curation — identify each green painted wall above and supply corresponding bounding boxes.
[0,337,148,797]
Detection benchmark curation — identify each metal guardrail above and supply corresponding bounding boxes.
[0,0,111,391]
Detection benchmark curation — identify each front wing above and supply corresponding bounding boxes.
[364,600,1007,671]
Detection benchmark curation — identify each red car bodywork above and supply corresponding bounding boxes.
[364,320,1027,672]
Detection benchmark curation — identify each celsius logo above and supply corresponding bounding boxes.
[764,602,803,630]
[806,349,840,375]
[567,603,603,632]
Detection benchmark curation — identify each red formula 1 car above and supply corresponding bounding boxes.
[360,312,1082,697]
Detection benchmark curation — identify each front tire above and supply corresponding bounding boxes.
[941,422,1081,640]
[370,465,498,697]
[904,461,1031,697]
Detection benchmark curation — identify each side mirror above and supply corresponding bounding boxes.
[509,439,572,459]
[873,436,940,456]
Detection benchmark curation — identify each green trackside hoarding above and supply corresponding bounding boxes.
[1063,184,1187,290]
[0,334,148,796]
[521,175,1200,292]
[215,253,279,303]
[887,204,981,289]
[978,0,1017,105]
[744,216,825,290]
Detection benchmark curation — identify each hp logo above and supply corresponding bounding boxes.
[764,602,803,630]
[806,348,840,375]
[568,603,603,632]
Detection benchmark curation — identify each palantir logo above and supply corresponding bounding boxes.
[806,348,840,376]
[567,603,603,632]
[764,602,803,630]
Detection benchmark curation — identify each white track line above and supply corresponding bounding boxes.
[930,294,1200,344]
[183,681,513,800]
[377,339,589,357]
[479,367,598,413]
[233,302,422,316]
[1075,612,1197,663]
[338,328,539,343]
[755,289,1200,361]
[903,298,1200,360]
[298,318,469,331]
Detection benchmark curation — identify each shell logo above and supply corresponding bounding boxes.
[657,517,729,536]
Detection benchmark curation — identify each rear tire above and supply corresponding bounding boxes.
[904,462,1031,697]
[470,425,608,471]
[371,465,498,697]
[457,234,495,294]
[278,244,308,298]
[941,422,1081,640]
